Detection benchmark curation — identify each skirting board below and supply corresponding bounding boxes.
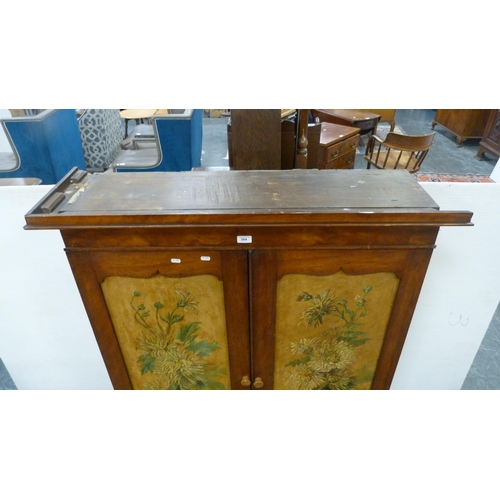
[0,182,499,390]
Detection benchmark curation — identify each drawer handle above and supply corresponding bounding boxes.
[253,377,264,389]
[350,142,358,149]
[330,151,339,158]
[241,375,252,387]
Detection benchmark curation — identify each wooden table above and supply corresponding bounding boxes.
[119,109,158,138]
[312,109,381,137]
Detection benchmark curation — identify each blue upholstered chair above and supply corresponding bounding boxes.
[0,109,86,184]
[111,109,203,172]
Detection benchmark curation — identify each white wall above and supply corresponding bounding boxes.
[0,186,112,389]
[391,182,500,389]
[1,182,499,390]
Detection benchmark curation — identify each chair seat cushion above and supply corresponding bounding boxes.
[110,148,159,169]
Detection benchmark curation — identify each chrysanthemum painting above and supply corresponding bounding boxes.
[130,290,227,390]
[101,274,231,390]
[274,271,399,390]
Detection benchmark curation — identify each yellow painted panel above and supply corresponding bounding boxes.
[101,274,230,390]
[274,271,399,390]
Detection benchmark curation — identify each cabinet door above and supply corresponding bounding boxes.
[250,248,433,390]
[66,249,251,390]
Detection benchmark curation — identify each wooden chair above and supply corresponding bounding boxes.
[364,132,435,173]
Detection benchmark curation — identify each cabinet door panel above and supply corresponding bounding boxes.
[66,249,250,390]
[251,248,433,390]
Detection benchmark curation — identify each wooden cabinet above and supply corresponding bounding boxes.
[431,109,492,146]
[227,109,282,170]
[25,168,472,390]
[227,109,320,170]
[476,110,500,160]
[317,122,359,169]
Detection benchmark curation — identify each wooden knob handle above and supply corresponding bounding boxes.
[241,375,251,387]
[253,377,264,389]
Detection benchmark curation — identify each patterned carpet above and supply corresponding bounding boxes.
[415,173,495,183]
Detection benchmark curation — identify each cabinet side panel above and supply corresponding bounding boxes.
[371,248,435,389]
[65,250,133,389]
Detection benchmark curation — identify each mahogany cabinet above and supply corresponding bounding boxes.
[476,110,500,160]
[431,109,492,146]
[25,168,472,390]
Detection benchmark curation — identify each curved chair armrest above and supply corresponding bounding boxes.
[365,134,385,155]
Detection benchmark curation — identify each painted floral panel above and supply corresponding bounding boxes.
[274,271,399,390]
[101,274,231,390]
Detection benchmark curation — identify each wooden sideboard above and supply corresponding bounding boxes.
[431,109,492,146]
[25,168,473,390]
[476,110,500,161]
[317,122,360,169]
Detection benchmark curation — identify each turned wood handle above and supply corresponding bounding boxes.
[241,375,252,387]
[253,377,264,389]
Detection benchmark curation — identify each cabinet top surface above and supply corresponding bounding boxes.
[320,123,360,145]
[25,169,473,228]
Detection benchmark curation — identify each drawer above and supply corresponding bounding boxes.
[324,142,343,163]
[325,150,356,170]
[322,135,359,166]
[339,134,359,155]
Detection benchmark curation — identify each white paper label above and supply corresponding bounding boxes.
[237,236,252,244]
